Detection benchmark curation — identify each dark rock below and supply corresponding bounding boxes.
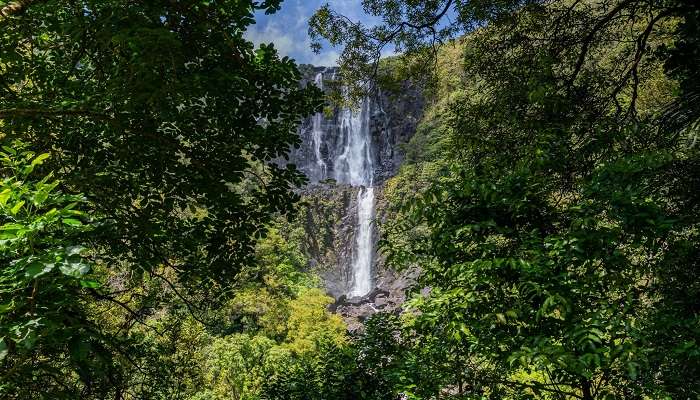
[291,67,424,187]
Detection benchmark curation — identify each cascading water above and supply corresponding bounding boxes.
[349,186,374,297]
[297,70,377,298]
[334,97,375,298]
[310,71,327,181]
[293,67,423,318]
[334,98,373,186]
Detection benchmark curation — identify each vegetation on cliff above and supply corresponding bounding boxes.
[1,0,698,399]
[313,0,700,398]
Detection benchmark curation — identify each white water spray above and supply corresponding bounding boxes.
[334,98,373,186]
[349,186,374,297]
[334,97,375,297]
[310,72,327,181]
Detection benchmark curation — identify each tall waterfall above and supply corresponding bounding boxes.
[310,72,327,181]
[293,67,422,312]
[334,97,375,298]
[297,70,378,298]
[349,186,374,297]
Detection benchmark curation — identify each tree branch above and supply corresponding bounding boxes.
[0,0,43,20]
[0,108,112,119]
[87,288,163,335]
[397,0,454,34]
[567,0,636,86]
[609,9,673,119]
[151,266,212,327]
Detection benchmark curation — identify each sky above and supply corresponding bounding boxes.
[245,1,372,67]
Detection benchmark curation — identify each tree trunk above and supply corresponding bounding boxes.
[581,379,594,400]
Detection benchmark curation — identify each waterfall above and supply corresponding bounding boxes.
[334,98,374,186]
[294,67,421,302]
[349,186,374,297]
[310,72,327,181]
[300,70,377,298]
[334,97,375,298]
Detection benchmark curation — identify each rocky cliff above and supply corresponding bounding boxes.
[293,66,424,184]
[289,65,424,329]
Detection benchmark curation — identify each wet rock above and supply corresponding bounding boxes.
[291,66,424,187]
[329,267,419,331]
[287,65,424,329]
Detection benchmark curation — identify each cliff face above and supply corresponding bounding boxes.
[292,66,424,186]
[288,65,424,328]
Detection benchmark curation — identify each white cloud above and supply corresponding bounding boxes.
[245,6,340,66]
[307,49,340,67]
[245,21,298,56]
[327,0,365,20]
[244,0,371,66]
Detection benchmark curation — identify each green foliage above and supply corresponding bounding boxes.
[0,0,323,397]
[255,227,319,296]
[121,225,352,400]
[1,1,698,399]
[0,141,109,398]
[162,287,350,400]
[309,0,524,98]
[0,0,322,293]
[314,1,700,399]
[660,0,700,144]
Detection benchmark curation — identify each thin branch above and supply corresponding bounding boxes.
[87,288,163,335]
[0,108,112,119]
[568,0,636,86]
[609,9,672,119]
[151,266,211,327]
[399,0,455,33]
[337,0,454,93]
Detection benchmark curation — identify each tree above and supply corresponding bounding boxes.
[312,0,699,398]
[0,0,322,397]
[310,0,696,107]
[0,142,107,399]
[0,0,321,293]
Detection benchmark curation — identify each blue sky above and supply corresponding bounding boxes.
[245,1,372,66]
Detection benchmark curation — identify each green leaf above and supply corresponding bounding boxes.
[31,153,50,166]
[495,313,507,324]
[25,261,55,278]
[628,361,639,380]
[0,301,14,314]
[62,218,82,227]
[79,279,101,289]
[2,146,17,155]
[0,223,25,231]
[0,189,11,206]
[10,200,24,215]
[0,338,7,361]
[59,260,90,278]
[21,165,34,176]
[66,245,87,256]
[32,190,49,206]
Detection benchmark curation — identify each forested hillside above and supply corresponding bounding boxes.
[1,1,698,399]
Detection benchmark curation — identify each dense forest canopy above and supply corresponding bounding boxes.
[0,1,322,397]
[1,0,698,399]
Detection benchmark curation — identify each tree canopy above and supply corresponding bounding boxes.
[0,0,321,397]
[312,0,699,398]
[1,0,698,399]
